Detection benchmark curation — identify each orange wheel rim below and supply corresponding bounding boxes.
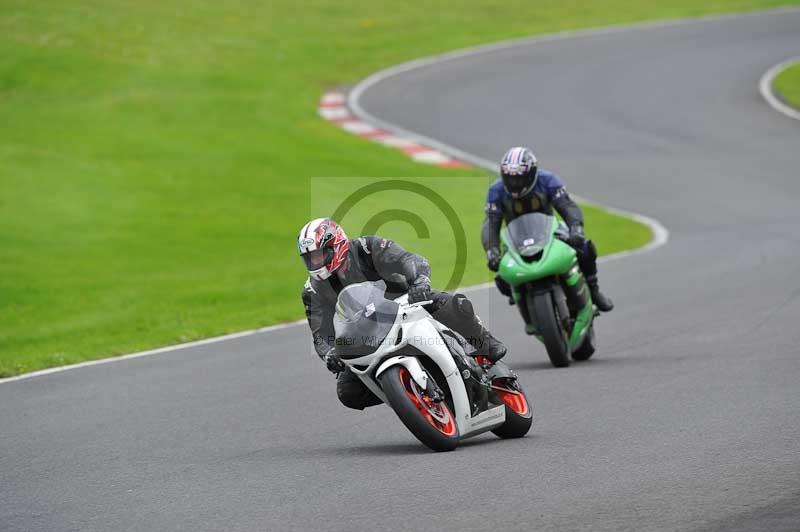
[398,367,457,436]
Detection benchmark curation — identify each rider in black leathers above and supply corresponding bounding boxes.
[298,218,507,410]
[482,147,614,313]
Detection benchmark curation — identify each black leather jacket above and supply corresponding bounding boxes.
[301,236,430,359]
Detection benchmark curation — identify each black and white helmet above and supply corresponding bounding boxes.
[500,147,538,198]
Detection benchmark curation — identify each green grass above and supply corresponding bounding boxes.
[1,0,795,377]
[773,61,800,109]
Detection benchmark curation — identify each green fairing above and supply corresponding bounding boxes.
[498,221,577,285]
[565,266,582,286]
[568,298,593,349]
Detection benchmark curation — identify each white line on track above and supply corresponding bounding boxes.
[346,11,675,257]
[0,320,308,385]
[7,7,796,385]
[759,57,800,121]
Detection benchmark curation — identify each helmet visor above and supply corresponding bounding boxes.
[302,246,334,271]
[504,174,532,194]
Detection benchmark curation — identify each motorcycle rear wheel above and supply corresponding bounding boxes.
[490,380,533,439]
[531,291,570,367]
[379,366,460,452]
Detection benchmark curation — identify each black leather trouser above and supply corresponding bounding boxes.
[427,291,488,349]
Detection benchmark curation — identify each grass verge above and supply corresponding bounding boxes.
[773,60,800,109]
[1,0,795,377]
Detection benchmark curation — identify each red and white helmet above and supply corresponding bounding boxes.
[297,218,350,281]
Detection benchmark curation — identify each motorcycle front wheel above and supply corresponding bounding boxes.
[379,366,460,452]
[531,291,570,367]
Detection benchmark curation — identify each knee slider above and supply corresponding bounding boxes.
[337,386,366,410]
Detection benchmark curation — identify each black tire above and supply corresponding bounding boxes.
[490,382,533,439]
[531,291,570,367]
[572,325,596,361]
[378,366,460,452]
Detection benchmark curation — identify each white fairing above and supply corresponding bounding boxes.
[339,285,505,439]
[375,356,428,389]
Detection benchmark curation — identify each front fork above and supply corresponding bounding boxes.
[512,279,570,332]
[513,278,591,349]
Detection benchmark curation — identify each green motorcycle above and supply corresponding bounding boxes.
[498,212,597,367]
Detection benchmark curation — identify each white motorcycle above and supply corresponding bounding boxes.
[333,281,533,452]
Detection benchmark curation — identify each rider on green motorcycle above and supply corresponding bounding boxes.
[482,147,614,312]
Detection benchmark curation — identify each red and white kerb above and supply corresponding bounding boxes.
[318,91,470,169]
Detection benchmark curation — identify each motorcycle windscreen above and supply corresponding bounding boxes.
[506,212,553,259]
[333,281,400,359]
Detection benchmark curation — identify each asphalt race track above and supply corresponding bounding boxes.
[2,9,799,532]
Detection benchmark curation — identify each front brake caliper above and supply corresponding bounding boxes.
[424,377,444,403]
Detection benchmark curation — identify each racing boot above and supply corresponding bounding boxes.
[586,274,614,312]
[469,330,507,363]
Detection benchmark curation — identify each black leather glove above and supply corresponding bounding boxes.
[407,275,433,304]
[323,350,345,374]
[568,224,586,248]
[486,248,501,272]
